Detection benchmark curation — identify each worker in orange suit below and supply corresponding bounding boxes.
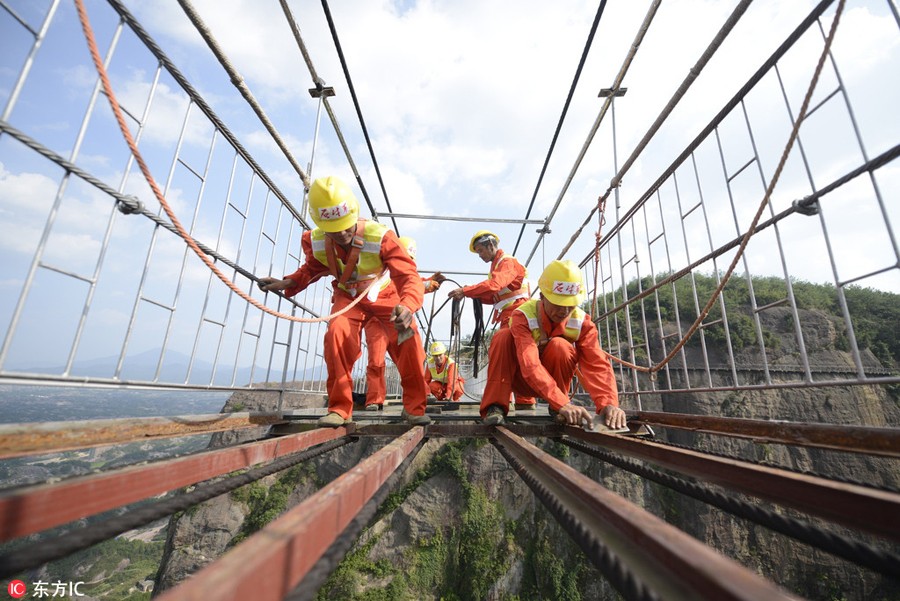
[480,260,624,428]
[447,230,535,410]
[362,236,444,411]
[257,176,431,427]
[424,341,465,401]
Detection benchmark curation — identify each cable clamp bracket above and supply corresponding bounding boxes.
[116,195,143,215]
[792,196,819,216]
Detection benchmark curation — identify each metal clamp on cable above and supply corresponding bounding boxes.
[116,194,143,215]
[792,196,819,216]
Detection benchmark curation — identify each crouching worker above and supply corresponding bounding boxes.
[480,260,625,428]
[257,176,431,427]
[425,341,465,401]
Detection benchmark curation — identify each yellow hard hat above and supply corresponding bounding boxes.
[398,236,417,260]
[538,260,585,307]
[429,341,446,355]
[469,230,499,253]
[307,176,359,232]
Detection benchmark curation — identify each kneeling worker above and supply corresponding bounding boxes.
[480,260,625,428]
[257,176,431,427]
[425,341,465,402]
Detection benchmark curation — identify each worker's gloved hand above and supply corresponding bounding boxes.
[432,272,447,284]
[557,402,593,427]
[448,287,465,300]
[599,405,627,430]
[391,304,413,330]
[257,277,291,292]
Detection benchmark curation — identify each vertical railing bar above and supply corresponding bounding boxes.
[155,101,212,383]
[229,167,257,388]
[253,191,283,382]
[186,129,222,384]
[818,18,900,266]
[196,142,237,387]
[688,153,716,388]
[0,0,61,121]
[712,128,743,387]
[736,99,775,385]
[741,97,812,384]
[666,172,691,388]
[773,45,867,379]
[634,207,655,392]
[116,93,195,380]
[0,15,123,372]
[67,60,165,377]
[650,189,674,391]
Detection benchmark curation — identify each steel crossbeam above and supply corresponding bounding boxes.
[156,427,424,601]
[566,427,900,540]
[0,427,348,541]
[0,412,287,459]
[493,427,798,601]
[626,410,900,457]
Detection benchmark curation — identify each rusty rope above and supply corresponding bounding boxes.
[74,0,377,324]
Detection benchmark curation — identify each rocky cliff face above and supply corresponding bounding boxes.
[153,307,900,600]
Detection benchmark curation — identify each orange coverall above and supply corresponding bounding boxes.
[425,355,465,401]
[283,229,428,420]
[479,301,618,417]
[459,249,534,406]
[363,274,439,407]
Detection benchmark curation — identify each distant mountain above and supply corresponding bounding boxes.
[16,348,326,387]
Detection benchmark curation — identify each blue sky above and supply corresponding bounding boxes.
[1,0,898,372]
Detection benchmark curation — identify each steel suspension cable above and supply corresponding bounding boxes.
[553,0,757,263]
[521,0,662,267]
[277,0,381,222]
[566,0,837,264]
[175,0,311,191]
[103,0,308,228]
[511,0,609,256]
[320,0,400,234]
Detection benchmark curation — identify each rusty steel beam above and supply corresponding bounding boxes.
[155,427,425,601]
[566,428,900,541]
[0,411,287,459]
[626,410,900,458]
[493,427,797,601]
[0,427,350,541]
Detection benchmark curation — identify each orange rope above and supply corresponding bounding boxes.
[600,0,846,375]
[74,0,373,324]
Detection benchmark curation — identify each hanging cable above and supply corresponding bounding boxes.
[512,0,609,256]
[320,0,400,234]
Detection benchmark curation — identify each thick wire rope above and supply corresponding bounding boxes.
[319,0,399,234]
[598,0,846,376]
[560,437,900,579]
[74,0,379,324]
[276,0,381,222]
[175,0,310,190]
[0,436,352,578]
[511,0,609,256]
